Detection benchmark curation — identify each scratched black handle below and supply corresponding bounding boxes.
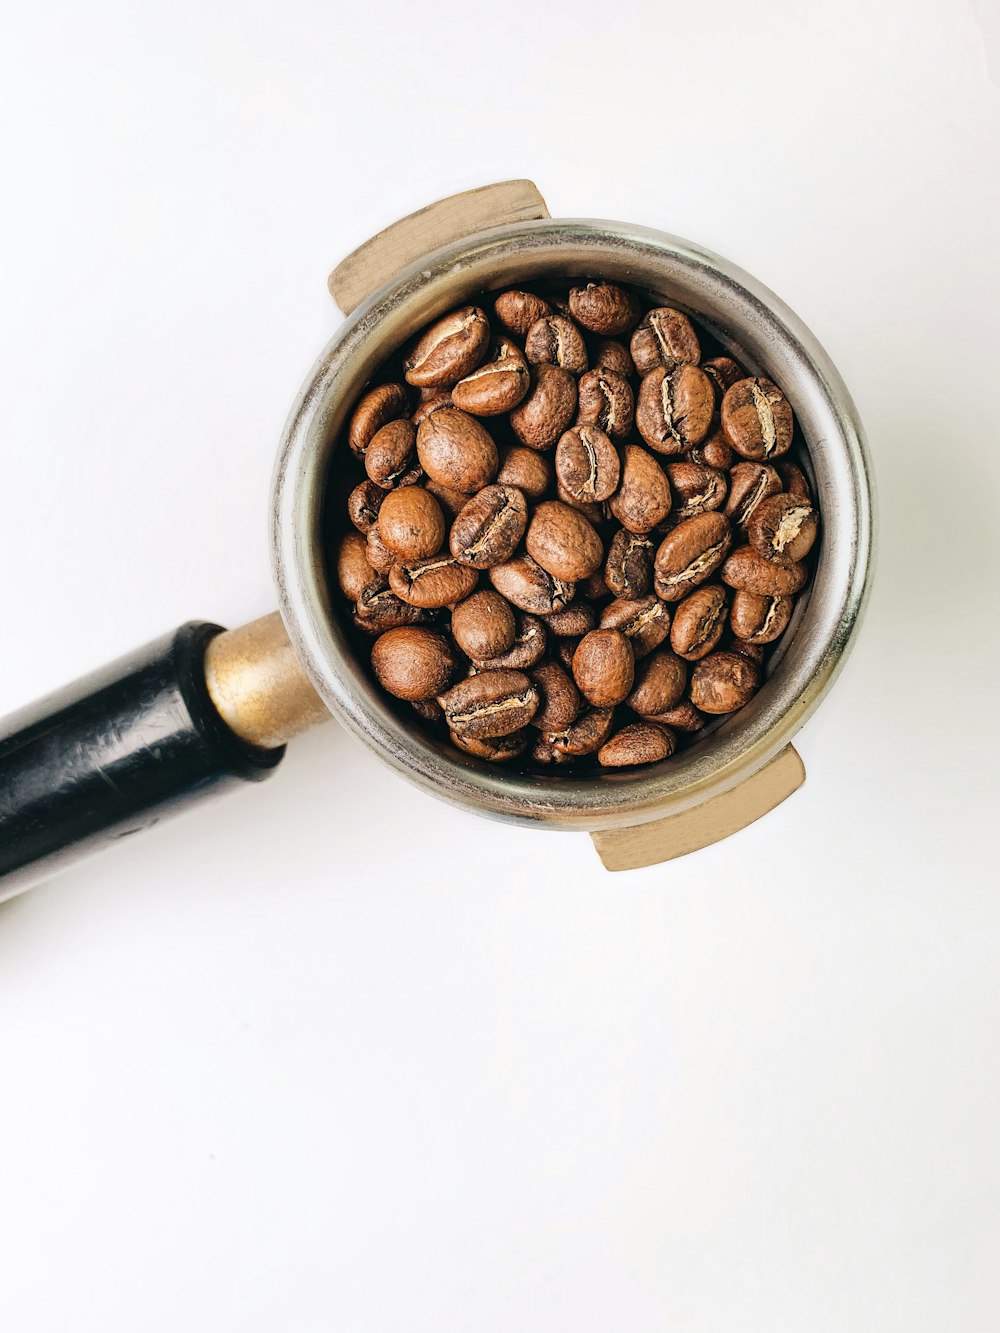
[0,622,283,899]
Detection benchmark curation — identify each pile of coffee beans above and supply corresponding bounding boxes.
[330,280,819,769]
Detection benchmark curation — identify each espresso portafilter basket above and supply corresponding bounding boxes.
[0,181,875,898]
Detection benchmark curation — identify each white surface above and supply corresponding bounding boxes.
[1,2,998,1329]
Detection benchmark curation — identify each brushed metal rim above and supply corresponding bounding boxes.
[271,219,875,832]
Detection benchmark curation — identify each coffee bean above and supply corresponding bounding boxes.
[509,364,578,450]
[598,722,675,767]
[526,500,604,582]
[449,484,528,568]
[450,728,529,761]
[591,338,636,379]
[701,355,744,403]
[530,660,581,732]
[778,460,812,500]
[450,589,516,660]
[336,530,380,602]
[720,546,807,597]
[353,584,427,632]
[378,486,445,561]
[524,314,588,375]
[748,493,819,565]
[645,699,705,733]
[636,365,714,454]
[371,627,456,701]
[489,554,576,614]
[630,307,700,375]
[555,424,621,503]
[411,696,444,723]
[537,707,615,759]
[572,628,635,706]
[496,445,552,499]
[494,289,551,338]
[600,595,671,657]
[416,408,498,494]
[404,306,490,388]
[366,524,396,574]
[348,382,409,457]
[729,589,794,644]
[670,585,728,660]
[724,462,782,532]
[568,282,640,335]
[364,418,416,488]
[576,369,635,439]
[728,636,766,665]
[689,426,734,471]
[473,613,547,670]
[389,554,478,608]
[543,600,596,637]
[604,530,654,599]
[689,651,760,713]
[451,336,530,416]
[439,669,539,739]
[412,388,453,425]
[653,513,732,601]
[608,444,672,533]
[721,377,794,460]
[666,462,728,519]
[425,478,470,516]
[579,570,611,602]
[555,480,604,526]
[347,479,386,534]
[626,650,687,716]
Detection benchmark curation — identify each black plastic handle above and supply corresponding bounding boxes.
[0,622,283,899]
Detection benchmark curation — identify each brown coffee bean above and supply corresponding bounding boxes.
[353,584,427,632]
[670,585,728,660]
[543,600,596,637]
[689,651,760,714]
[555,480,604,526]
[496,445,551,499]
[630,307,700,375]
[591,338,636,379]
[348,382,409,457]
[689,426,734,471]
[364,418,416,488]
[626,650,687,716]
[474,613,547,670]
[336,530,380,602]
[449,484,528,568]
[666,462,728,519]
[555,424,620,503]
[526,501,604,582]
[728,636,766,665]
[636,365,714,454]
[654,513,732,601]
[608,445,672,534]
[724,462,782,532]
[377,486,445,561]
[645,699,705,733]
[451,337,530,416]
[530,660,581,732]
[748,493,819,565]
[389,554,478,608]
[450,728,529,761]
[439,670,539,739]
[366,524,396,574]
[604,530,654,599]
[416,408,498,494]
[537,707,615,760]
[721,377,794,460]
[720,546,807,596]
[598,722,675,767]
[576,368,635,439]
[404,306,490,388]
[411,696,444,723]
[371,627,456,701]
[701,355,744,403]
[424,478,469,516]
[489,555,576,614]
[600,595,671,657]
[579,570,611,601]
[411,388,453,425]
[778,460,812,500]
[524,314,588,375]
[347,478,386,534]
[493,290,551,338]
[568,282,640,335]
[729,590,794,644]
[509,364,578,450]
[572,629,634,706]
[450,589,516,660]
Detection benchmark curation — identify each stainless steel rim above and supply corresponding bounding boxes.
[271,218,876,832]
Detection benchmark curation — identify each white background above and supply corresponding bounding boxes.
[1,2,998,1329]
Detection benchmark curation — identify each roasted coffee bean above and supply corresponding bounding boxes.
[509,364,578,450]
[474,613,547,670]
[412,388,453,425]
[526,501,604,582]
[366,524,396,574]
[636,365,714,453]
[654,513,732,602]
[729,590,794,644]
[576,368,635,439]
[598,722,675,767]
[364,418,417,488]
[666,462,728,519]
[568,282,640,335]
[450,728,529,761]
[670,585,728,660]
[416,408,498,494]
[489,554,575,614]
[378,486,445,561]
[347,478,386,534]
[494,289,551,338]
[721,377,794,460]
[724,462,782,532]
[555,424,620,503]
[630,307,700,375]
[336,530,380,602]
[605,530,654,599]
[689,426,734,471]
[728,636,766,665]
[554,637,579,672]
[689,651,760,714]
[411,696,444,723]
[353,584,427,632]
[404,306,490,388]
[748,493,819,565]
[530,660,581,732]
[626,650,687,716]
[600,595,671,657]
[496,445,551,499]
[450,589,516,660]
[701,355,744,403]
[524,313,588,375]
[721,546,807,596]
[389,554,478,608]
[555,480,604,526]
[439,669,539,739]
[348,382,409,457]
[580,570,611,601]
[425,478,469,515]
[608,444,672,533]
[538,707,615,759]
[543,600,596,637]
[778,460,812,500]
[645,699,705,733]
[449,484,528,567]
[572,629,634,706]
[371,627,456,701]
[591,338,636,379]
[451,337,530,416]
